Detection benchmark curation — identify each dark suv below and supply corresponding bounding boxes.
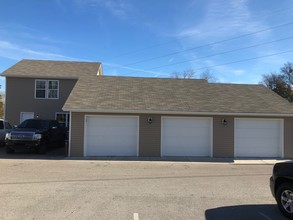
[5,119,67,154]
[270,162,293,219]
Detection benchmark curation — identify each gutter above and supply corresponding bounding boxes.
[62,108,293,117]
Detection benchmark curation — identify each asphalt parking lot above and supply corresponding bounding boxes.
[0,145,65,159]
[0,151,288,220]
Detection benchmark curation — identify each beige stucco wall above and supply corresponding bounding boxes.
[5,77,77,125]
[69,112,293,158]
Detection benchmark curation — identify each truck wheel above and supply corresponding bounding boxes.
[276,182,293,219]
[38,142,47,154]
[6,146,14,154]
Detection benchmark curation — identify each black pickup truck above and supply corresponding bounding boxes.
[270,162,293,219]
[5,119,67,154]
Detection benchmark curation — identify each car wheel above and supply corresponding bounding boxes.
[5,146,14,154]
[38,142,47,154]
[276,182,293,218]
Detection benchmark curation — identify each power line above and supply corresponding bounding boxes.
[122,50,293,75]
[124,21,293,66]
[195,50,293,71]
[108,5,293,59]
[141,36,293,71]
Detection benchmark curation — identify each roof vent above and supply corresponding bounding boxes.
[97,64,103,76]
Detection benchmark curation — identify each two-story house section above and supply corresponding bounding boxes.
[1,59,102,127]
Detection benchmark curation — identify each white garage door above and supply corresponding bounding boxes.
[85,116,139,156]
[161,117,212,156]
[235,119,283,157]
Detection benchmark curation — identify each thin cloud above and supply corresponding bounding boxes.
[74,0,135,20]
[0,22,72,45]
[0,40,77,61]
[103,62,165,76]
[176,0,269,41]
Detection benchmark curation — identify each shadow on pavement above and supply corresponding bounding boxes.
[205,204,287,220]
[0,146,65,160]
[69,156,236,163]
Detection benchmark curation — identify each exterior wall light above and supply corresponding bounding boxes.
[222,119,228,126]
[147,117,153,124]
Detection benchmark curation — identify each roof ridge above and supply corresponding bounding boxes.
[96,75,208,82]
[21,59,101,64]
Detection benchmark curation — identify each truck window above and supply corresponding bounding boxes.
[5,122,12,129]
[50,121,59,128]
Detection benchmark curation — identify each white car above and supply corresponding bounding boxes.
[0,119,12,145]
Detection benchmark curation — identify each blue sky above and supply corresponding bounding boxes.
[1,0,293,92]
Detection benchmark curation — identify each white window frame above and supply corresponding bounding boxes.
[35,79,59,99]
[55,112,70,128]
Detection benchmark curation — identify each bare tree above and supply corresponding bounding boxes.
[199,69,218,83]
[170,69,195,79]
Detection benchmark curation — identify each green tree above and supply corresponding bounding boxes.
[261,63,293,103]
[281,62,293,85]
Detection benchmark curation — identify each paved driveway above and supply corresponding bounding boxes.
[0,158,287,220]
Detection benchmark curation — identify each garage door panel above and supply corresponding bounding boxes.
[163,136,209,147]
[236,129,280,139]
[235,119,282,157]
[236,138,279,148]
[85,116,138,156]
[166,130,209,139]
[164,118,210,128]
[162,117,212,157]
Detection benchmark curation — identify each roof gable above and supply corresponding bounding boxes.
[1,59,102,79]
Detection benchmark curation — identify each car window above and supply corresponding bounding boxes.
[0,121,4,129]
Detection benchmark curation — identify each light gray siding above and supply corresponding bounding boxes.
[5,77,77,125]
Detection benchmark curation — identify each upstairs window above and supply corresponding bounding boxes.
[35,80,46,98]
[35,80,59,99]
[48,81,59,98]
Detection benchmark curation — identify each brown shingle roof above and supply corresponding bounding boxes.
[63,75,293,115]
[1,59,101,79]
